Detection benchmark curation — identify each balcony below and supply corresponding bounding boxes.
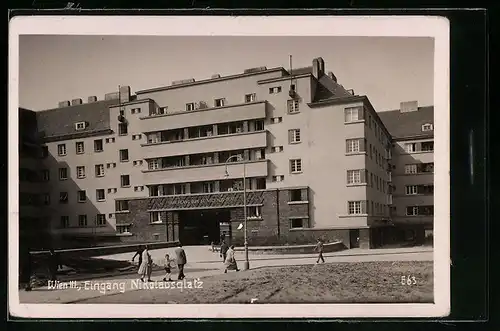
[139,101,267,133]
[143,159,268,185]
[141,130,268,159]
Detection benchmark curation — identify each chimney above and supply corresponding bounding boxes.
[88,96,97,103]
[119,86,131,103]
[312,57,325,79]
[104,92,119,101]
[317,57,325,76]
[71,98,83,106]
[211,74,221,79]
[327,71,337,82]
[58,100,70,108]
[400,101,419,113]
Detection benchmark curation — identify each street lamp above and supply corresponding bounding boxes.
[224,155,249,270]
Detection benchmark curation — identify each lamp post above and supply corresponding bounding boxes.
[224,155,249,270]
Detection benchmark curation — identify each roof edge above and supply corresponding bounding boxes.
[136,67,287,94]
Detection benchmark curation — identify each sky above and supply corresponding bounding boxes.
[19,35,434,112]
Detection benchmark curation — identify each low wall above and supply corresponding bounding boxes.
[30,241,179,258]
[234,241,345,255]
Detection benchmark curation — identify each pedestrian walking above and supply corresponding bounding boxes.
[220,240,229,262]
[224,245,239,273]
[132,245,144,268]
[314,239,325,263]
[163,253,173,282]
[174,243,187,280]
[220,232,226,244]
[138,245,152,282]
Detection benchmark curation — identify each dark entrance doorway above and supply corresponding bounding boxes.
[179,209,230,245]
[349,229,360,248]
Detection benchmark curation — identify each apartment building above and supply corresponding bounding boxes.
[21,56,432,249]
[379,102,434,244]
[19,107,51,250]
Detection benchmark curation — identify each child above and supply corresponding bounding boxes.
[163,253,173,282]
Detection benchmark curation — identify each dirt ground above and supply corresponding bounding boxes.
[77,261,433,304]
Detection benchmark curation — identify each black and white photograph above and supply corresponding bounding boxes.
[9,16,450,318]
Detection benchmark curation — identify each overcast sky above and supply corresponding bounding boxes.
[19,35,434,112]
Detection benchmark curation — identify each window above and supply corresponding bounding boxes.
[290,218,305,229]
[134,160,144,166]
[289,129,301,143]
[214,98,226,107]
[78,215,88,227]
[118,225,131,234]
[42,193,50,205]
[151,107,166,116]
[75,141,84,154]
[134,186,144,192]
[422,123,433,131]
[41,170,50,181]
[347,169,367,185]
[369,144,373,158]
[95,164,105,177]
[94,139,103,152]
[60,216,69,228]
[287,99,300,113]
[131,107,141,114]
[254,120,264,131]
[96,189,105,201]
[421,141,434,152]
[186,103,195,111]
[404,164,418,174]
[203,182,215,193]
[132,134,142,140]
[289,189,304,202]
[247,206,262,218]
[272,117,283,124]
[75,166,85,179]
[107,162,117,168]
[121,175,130,187]
[118,123,128,135]
[119,149,129,162]
[406,206,433,216]
[116,200,129,211]
[346,138,366,153]
[105,137,115,143]
[148,159,160,170]
[269,86,282,94]
[344,106,364,123]
[272,175,284,182]
[150,211,163,224]
[59,167,68,180]
[57,144,67,156]
[405,143,417,153]
[273,146,284,153]
[96,214,106,226]
[40,146,49,158]
[348,201,367,215]
[245,93,256,103]
[59,192,68,204]
[405,185,418,195]
[290,159,302,173]
[77,190,86,202]
[75,122,87,130]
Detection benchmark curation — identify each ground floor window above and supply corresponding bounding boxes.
[117,225,131,234]
[289,218,307,229]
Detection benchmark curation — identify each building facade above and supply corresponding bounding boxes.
[21,57,433,249]
[379,103,434,244]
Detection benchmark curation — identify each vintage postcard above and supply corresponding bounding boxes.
[8,15,450,318]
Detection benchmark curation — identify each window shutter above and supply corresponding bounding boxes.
[360,138,366,152]
[345,140,350,153]
[361,200,367,214]
[346,171,351,184]
[288,130,293,144]
[344,109,350,122]
[360,169,366,183]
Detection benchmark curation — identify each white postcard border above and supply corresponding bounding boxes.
[8,15,450,319]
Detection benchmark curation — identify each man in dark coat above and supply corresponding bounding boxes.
[48,249,61,281]
[314,239,325,263]
[220,240,229,262]
[174,243,187,280]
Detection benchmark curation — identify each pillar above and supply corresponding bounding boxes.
[183,128,189,139]
[243,121,249,132]
[185,183,191,194]
[184,155,190,166]
[248,120,255,132]
[167,212,174,242]
[359,228,371,249]
[214,181,220,192]
[212,124,218,136]
[173,213,180,241]
[214,152,219,163]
